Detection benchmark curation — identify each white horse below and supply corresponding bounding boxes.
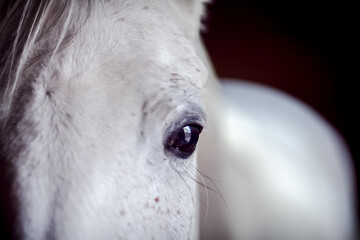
[0,0,356,239]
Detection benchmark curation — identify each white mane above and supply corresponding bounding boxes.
[0,1,89,122]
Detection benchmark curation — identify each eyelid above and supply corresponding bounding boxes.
[178,114,206,130]
[163,111,206,141]
[180,105,207,126]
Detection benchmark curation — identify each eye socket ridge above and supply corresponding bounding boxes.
[165,123,203,159]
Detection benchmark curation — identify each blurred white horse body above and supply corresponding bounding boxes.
[0,0,356,239]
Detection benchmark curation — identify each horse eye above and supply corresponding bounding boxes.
[166,125,203,158]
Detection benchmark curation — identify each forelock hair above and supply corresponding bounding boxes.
[0,0,209,126]
[0,0,92,124]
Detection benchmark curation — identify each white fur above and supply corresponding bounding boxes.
[0,1,356,239]
[1,1,207,239]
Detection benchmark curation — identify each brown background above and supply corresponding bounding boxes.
[201,0,358,217]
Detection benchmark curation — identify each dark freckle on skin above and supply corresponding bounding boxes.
[155,197,159,203]
[140,130,144,136]
[143,6,149,10]
[196,68,200,72]
[46,90,53,98]
[131,112,136,116]
[65,112,72,120]
[171,73,180,77]
[120,210,126,216]
[170,73,183,83]
[177,210,181,214]
[119,17,125,21]
[142,100,149,111]
[140,100,149,136]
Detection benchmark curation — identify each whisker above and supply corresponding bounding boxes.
[168,162,196,207]
[188,164,230,214]
[187,164,209,225]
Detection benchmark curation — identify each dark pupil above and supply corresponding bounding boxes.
[169,125,202,156]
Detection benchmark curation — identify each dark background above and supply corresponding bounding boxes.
[201,0,358,218]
